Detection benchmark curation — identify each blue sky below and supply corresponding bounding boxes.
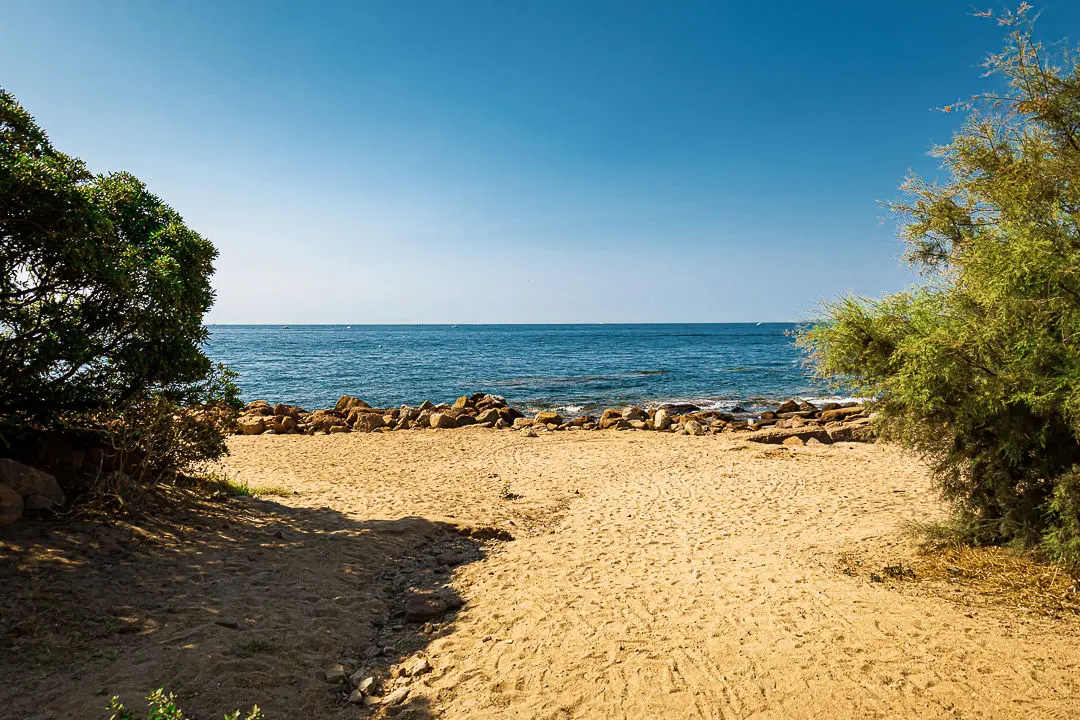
[5,1,1078,323]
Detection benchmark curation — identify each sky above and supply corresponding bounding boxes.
[4,1,1079,324]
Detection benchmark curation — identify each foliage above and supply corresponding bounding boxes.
[108,688,263,720]
[799,6,1080,562]
[0,88,238,491]
[0,88,222,424]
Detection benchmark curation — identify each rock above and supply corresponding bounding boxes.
[357,676,378,695]
[622,406,648,422]
[599,408,623,429]
[782,435,805,447]
[396,418,412,430]
[476,408,501,424]
[335,395,371,413]
[652,408,671,430]
[0,459,65,509]
[534,410,563,426]
[236,416,266,435]
[455,413,477,427]
[415,410,432,428]
[512,418,533,429]
[418,400,435,411]
[659,403,701,415]
[480,394,506,408]
[382,687,410,706]
[437,551,464,566]
[521,428,538,438]
[353,412,386,432]
[452,395,470,410]
[684,419,706,436]
[329,425,351,434]
[406,657,431,676]
[799,401,818,412]
[776,399,800,414]
[629,420,648,430]
[325,664,348,683]
[820,406,865,423]
[0,484,23,525]
[245,400,274,416]
[759,410,778,421]
[429,412,457,429]
[404,588,464,622]
[827,423,875,443]
[306,410,347,433]
[806,437,825,446]
[348,689,366,705]
[280,415,297,433]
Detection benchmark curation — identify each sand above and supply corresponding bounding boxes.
[2,429,1078,719]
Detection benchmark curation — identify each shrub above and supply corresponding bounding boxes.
[799,7,1080,562]
[0,89,238,491]
[108,688,263,720]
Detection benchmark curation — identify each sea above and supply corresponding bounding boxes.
[204,323,850,415]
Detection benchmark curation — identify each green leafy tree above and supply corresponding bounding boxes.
[1,89,221,422]
[1,89,238,483]
[799,6,1080,561]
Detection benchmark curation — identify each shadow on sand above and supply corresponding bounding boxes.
[0,492,499,719]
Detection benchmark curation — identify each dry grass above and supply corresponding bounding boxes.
[913,542,1080,618]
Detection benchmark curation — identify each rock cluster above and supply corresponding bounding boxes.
[231,394,874,445]
[0,457,66,525]
[233,393,524,436]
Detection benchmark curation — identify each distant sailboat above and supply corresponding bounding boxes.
[282,325,289,329]
[451,324,458,328]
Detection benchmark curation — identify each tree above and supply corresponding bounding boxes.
[0,89,237,483]
[798,6,1080,561]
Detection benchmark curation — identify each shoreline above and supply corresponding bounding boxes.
[234,392,874,444]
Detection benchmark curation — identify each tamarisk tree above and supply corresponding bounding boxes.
[799,7,1080,561]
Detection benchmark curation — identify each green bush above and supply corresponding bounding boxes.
[799,7,1080,562]
[108,688,263,720]
[0,89,238,489]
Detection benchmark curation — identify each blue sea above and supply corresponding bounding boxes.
[205,324,846,414]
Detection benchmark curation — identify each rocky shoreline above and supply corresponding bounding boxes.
[233,393,874,445]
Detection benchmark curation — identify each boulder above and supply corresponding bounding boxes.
[684,419,706,436]
[599,408,623,430]
[759,410,778,421]
[622,406,648,422]
[415,410,432,428]
[335,395,371,413]
[329,425,351,434]
[629,420,648,430]
[534,410,563,426]
[429,412,457,429]
[452,395,470,410]
[782,435,805,447]
[245,400,274,416]
[280,416,297,433]
[659,403,701,415]
[820,405,866,423]
[456,413,477,427]
[353,413,386,432]
[236,416,266,435]
[776,399,800,414]
[396,418,412,430]
[418,400,435,411]
[799,401,818,413]
[512,418,533,429]
[0,459,65,510]
[652,407,671,431]
[480,394,506,408]
[306,410,347,433]
[476,408,501,424]
[0,484,23,525]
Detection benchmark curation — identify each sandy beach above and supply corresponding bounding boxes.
[3,429,1078,719]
